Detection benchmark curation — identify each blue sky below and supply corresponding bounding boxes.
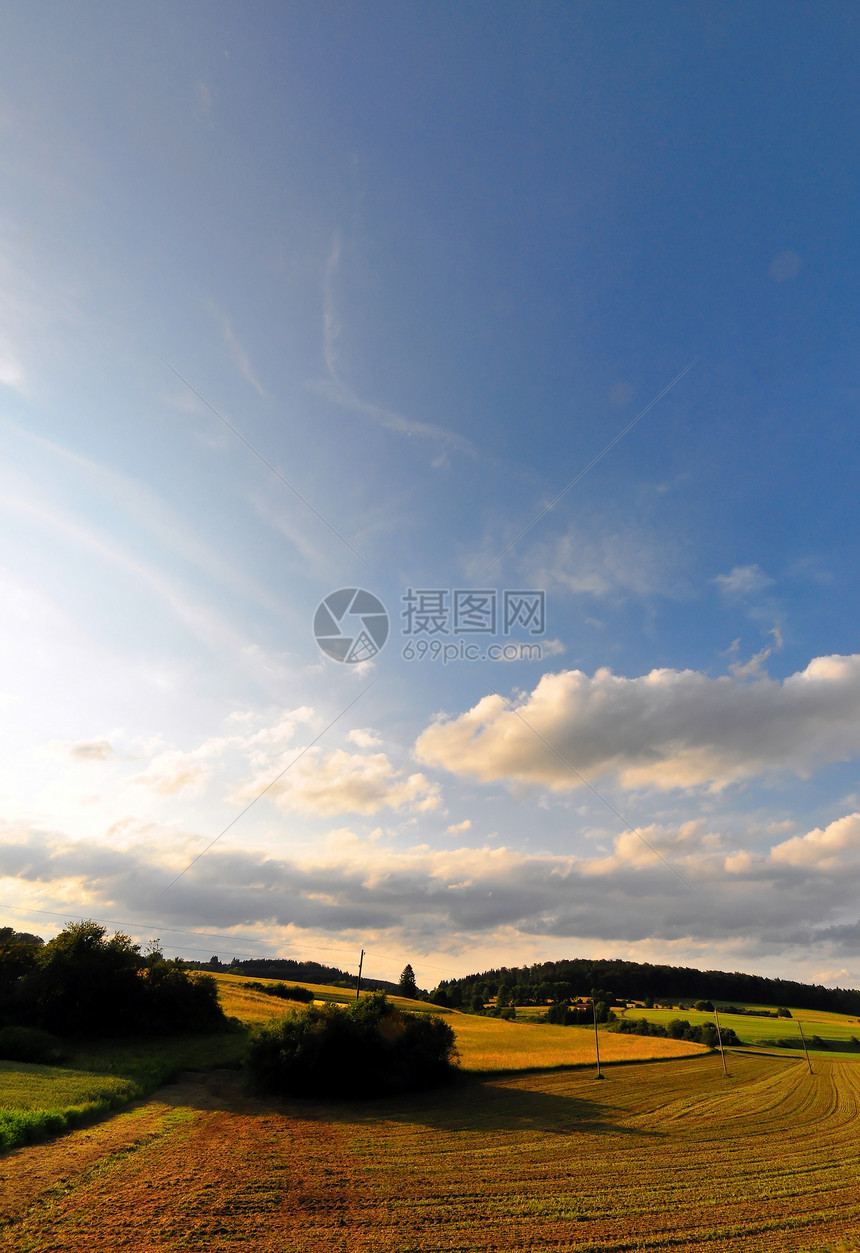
[2,2,860,989]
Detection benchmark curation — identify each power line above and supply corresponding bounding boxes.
[0,901,456,975]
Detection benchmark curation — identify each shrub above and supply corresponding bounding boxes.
[245,992,458,1099]
[546,1000,571,1025]
[0,1025,64,1064]
[140,963,224,1032]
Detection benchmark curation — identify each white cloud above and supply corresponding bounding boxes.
[130,708,316,798]
[347,728,383,748]
[134,749,213,796]
[769,250,802,282]
[523,524,681,600]
[770,813,860,869]
[309,376,474,452]
[713,564,774,597]
[206,303,267,396]
[230,747,440,816]
[311,234,473,454]
[446,819,472,835]
[415,654,860,794]
[0,337,25,392]
[67,739,116,762]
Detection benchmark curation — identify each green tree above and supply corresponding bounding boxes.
[18,920,224,1037]
[24,921,144,1034]
[399,963,418,998]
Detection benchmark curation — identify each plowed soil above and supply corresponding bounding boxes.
[2,1055,859,1252]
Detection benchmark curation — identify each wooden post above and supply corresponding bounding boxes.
[593,998,603,1079]
[355,948,365,1001]
[714,1006,728,1077]
[797,1018,813,1074]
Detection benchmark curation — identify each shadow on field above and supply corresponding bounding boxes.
[154,1069,660,1138]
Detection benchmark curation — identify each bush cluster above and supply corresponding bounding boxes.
[243,981,314,1003]
[245,991,458,1098]
[611,1016,741,1048]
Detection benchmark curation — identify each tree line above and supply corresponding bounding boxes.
[188,955,409,997]
[429,957,860,1015]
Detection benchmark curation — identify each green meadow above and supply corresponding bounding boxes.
[618,1003,860,1053]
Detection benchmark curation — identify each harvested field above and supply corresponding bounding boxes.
[447,1012,705,1070]
[1,1053,859,1252]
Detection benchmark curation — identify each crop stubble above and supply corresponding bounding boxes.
[1,1055,859,1252]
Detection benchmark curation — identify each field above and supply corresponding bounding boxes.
[2,1051,859,1251]
[0,1062,137,1152]
[618,1005,860,1053]
[0,1026,250,1152]
[4,978,860,1251]
[441,1010,704,1070]
[210,973,706,1071]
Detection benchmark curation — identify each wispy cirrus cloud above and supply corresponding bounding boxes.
[206,302,267,396]
[309,234,473,455]
[0,336,25,392]
[713,563,774,598]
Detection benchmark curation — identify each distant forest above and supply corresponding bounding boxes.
[185,955,405,997]
[431,958,860,1016]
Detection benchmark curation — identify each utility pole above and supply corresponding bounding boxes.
[713,1006,728,1077]
[593,997,603,1079]
[797,1018,813,1075]
[355,948,365,1001]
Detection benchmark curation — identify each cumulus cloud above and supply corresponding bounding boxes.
[770,812,860,869]
[415,655,860,794]
[446,819,472,835]
[230,747,440,816]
